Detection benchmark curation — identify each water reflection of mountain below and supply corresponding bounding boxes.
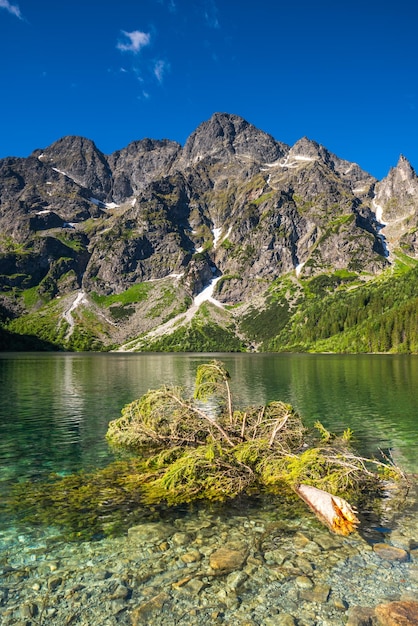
[1,353,417,487]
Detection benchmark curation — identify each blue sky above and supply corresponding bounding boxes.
[1,0,417,179]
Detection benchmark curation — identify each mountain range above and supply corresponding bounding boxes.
[1,112,418,352]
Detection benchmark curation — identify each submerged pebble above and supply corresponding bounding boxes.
[1,489,418,625]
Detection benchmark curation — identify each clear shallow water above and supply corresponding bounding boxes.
[1,353,418,625]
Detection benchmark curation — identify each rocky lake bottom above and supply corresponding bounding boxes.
[1,485,418,626]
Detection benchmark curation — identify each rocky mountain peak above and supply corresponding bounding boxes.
[36,135,113,200]
[111,138,180,159]
[375,154,418,207]
[288,137,327,162]
[282,137,376,198]
[179,112,287,166]
[373,154,418,257]
[36,135,102,169]
[107,138,181,202]
[393,154,416,182]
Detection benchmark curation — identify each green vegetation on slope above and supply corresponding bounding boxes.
[0,326,59,351]
[239,277,299,346]
[5,301,68,349]
[91,282,152,307]
[270,263,418,353]
[3,257,418,354]
[141,312,245,352]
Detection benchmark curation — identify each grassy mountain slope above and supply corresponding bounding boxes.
[3,259,418,354]
[117,255,418,354]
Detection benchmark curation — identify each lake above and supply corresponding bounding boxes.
[1,352,417,486]
[1,352,417,625]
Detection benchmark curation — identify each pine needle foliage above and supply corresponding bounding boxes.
[194,361,233,423]
[106,360,402,505]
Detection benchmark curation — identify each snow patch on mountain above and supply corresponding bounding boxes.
[373,199,386,226]
[52,167,71,178]
[90,197,120,209]
[193,276,224,308]
[212,225,232,249]
[63,291,88,338]
[295,262,305,277]
[353,187,368,194]
[372,198,390,258]
[117,275,224,352]
[213,227,222,248]
[262,155,315,171]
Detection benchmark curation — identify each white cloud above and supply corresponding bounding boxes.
[154,60,169,83]
[117,30,151,53]
[203,0,220,29]
[0,0,22,19]
[157,0,177,12]
[133,67,144,83]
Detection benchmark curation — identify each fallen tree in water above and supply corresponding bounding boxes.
[106,360,403,535]
[8,361,406,540]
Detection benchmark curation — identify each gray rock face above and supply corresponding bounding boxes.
[375,155,418,210]
[179,112,288,166]
[373,155,418,256]
[0,111,413,347]
[108,138,181,202]
[36,136,113,201]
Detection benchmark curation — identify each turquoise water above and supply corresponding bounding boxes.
[1,352,417,492]
[1,352,418,625]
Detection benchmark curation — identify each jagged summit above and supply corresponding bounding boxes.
[393,154,416,180]
[107,138,181,202]
[180,112,287,165]
[375,154,417,203]
[35,135,113,200]
[373,152,418,243]
[287,137,327,161]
